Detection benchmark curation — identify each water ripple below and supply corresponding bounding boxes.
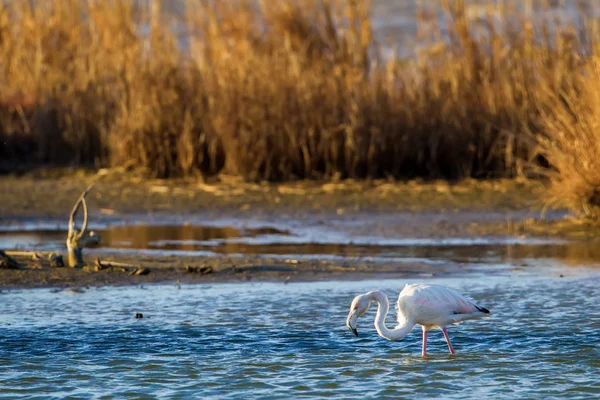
[1,274,599,398]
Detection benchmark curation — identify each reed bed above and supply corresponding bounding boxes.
[0,0,599,214]
[535,54,600,218]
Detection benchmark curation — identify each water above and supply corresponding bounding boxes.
[4,222,600,269]
[0,224,292,253]
[1,274,599,398]
[151,0,600,57]
[3,0,600,395]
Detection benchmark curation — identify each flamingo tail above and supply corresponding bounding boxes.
[474,304,490,314]
[451,310,491,324]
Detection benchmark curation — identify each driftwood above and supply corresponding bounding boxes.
[95,259,139,269]
[49,253,65,268]
[4,182,152,275]
[0,250,19,269]
[185,265,213,274]
[4,250,43,260]
[66,184,101,268]
[92,257,149,276]
[3,251,64,268]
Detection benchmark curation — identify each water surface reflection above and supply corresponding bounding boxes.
[2,224,600,268]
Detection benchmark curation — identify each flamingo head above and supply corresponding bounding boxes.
[346,293,372,337]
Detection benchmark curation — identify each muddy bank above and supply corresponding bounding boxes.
[1,171,584,240]
[1,172,593,289]
[0,170,546,217]
[0,250,486,290]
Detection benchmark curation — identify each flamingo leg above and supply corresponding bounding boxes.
[421,328,428,357]
[442,328,455,355]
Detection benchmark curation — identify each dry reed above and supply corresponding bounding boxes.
[535,53,600,218]
[0,0,597,213]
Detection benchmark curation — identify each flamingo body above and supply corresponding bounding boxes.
[396,283,489,329]
[346,283,490,356]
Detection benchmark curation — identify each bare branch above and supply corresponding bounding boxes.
[68,183,95,237]
[66,183,99,268]
[68,199,81,236]
[76,197,89,240]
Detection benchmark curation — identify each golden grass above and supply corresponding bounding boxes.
[535,53,600,218]
[0,0,597,213]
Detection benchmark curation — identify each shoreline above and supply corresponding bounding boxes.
[2,173,598,290]
[0,250,576,291]
[0,253,479,290]
[1,244,495,289]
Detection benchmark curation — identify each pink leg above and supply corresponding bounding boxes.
[421,328,428,357]
[442,328,455,355]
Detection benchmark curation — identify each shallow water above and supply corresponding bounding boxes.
[4,223,600,269]
[1,274,599,398]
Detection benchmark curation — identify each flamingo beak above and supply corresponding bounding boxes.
[351,327,358,337]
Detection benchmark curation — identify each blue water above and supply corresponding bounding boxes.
[1,273,599,399]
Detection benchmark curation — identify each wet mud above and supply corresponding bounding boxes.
[1,172,597,289]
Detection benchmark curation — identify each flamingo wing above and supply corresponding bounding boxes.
[396,284,489,326]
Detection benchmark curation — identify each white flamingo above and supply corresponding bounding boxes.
[346,283,491,356]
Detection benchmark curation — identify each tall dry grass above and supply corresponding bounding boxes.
[535,54,600,218]
[0,0,596,196]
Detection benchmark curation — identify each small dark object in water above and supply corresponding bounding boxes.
[49,254,64,268]
[135,313,143,319]
[560,274,564,278]
[0,251,19,269]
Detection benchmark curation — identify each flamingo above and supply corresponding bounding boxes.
[345,283,490,356]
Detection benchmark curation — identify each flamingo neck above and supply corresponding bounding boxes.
[369,290,415,341]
